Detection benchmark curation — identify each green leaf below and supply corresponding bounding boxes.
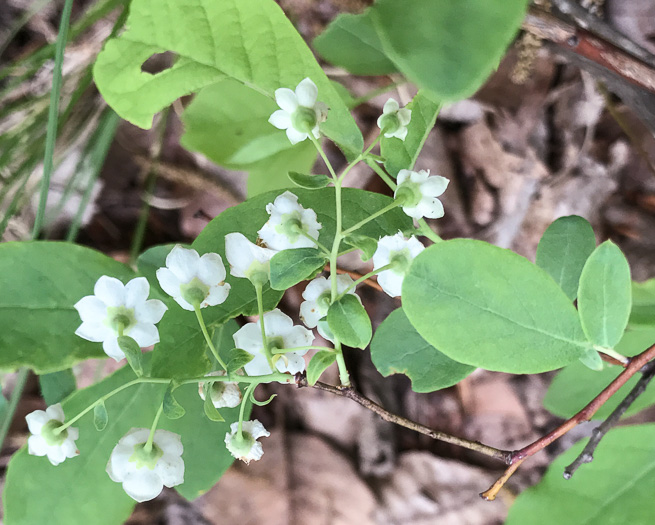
[578,241,632,349]
[327,295,372,349]
[0,242,134,373]
[380,90,440,177]
[117,336,144,377]
[270,248,327,291]
[4,360,247,524]
[288,171,331,189]
[371,308,474,392]
[505,425,655,525]
[247,142,317,197]
[403,239,588,374]
[93,400,108,431]
[306,351,336,386]
[94,0,363,158]
[343,234,378,261]
[536,215,597,301]
[227,348,255,375]
[578,348,604,371]
[369,0,530,100]
[629,279,655,329]
[39,369,76,405]
[0,393,9,428]
[163,381,186,419]
[544,329,655,420]
[203,384,225,422]
[313,10,397,75]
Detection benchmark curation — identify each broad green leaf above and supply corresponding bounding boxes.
[369,0,530,100]
[343,234,378,261]
[403,239,588,374]
[629,279,655,329]
[327,295,372,349]
[163,381,186,419]
[380,91,440,177]
[288,171,331,189]
[506,425,655,525]
[4,360,247,524]
[578,241,632,349]
[227,349,254,375]
[330,80,355,108]
[117,336,144,377]
[536,215,596,301]
[270,249,327,291]
[544,329,655,420]
[371,308,474,392]
[93,401,108,431]
[39,369,76,405]
[313,10,397,75]
[0,242,134,373]
[306,351,336,386]
[94,0,363,158]
[203,384,225,422]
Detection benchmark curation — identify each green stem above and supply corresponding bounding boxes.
[238,383,257,437]
[334,342,350,387]
[339,263,396,298]
[194,305,228,372]
[185,373,289,385]
[342,200,401,237]
[271,345,336,355]
[595,346,630,366]
[366,159,397,191]
[0,368,29,451]
[296,228,330,256]
[417,218,443,243]
[310,136,338,181]
[254,283,275,368]
[348,81,406,109]
[143,403,164,454]
[338,134,382,183]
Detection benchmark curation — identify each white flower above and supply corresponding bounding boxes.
[258,191,322,251]
[372,233,425,298]
[225,419,270,464]
[300,275,359,328]
[25,404,78,466]
[268,78,328,144]
[198,371,242,409]
[224,232,276,285]
[106,428,184,502]
[377,98,412,140]
[233,309,313,376]
[394,169,449,220]
[156,245,231,311]
[75,276,167,361]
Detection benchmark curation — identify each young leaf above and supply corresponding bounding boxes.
[371,308,474,392]
[93,401,108,431]
[39,369,76,405]
[403,239,588,374]
[203,384,225,422]
[505,425,655,525]
[288,171,331,189]
[117,336,144,377]
[536,215,596,301]
[227,348,255,375]
[327,295,372,349]
[306,351,337,386]
[578,241,632,349]
[163,381,186,420]
[343,234,378,261]
[270,249,327,291]
[578,348,603,371]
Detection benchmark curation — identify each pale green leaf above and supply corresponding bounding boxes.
[39,369,76,405]
[163,381,186,419]
[288,171,331,189]
[246,142,316,197]
[629,278,655,329]
[306,351,336,386]
[227,349,254,375]
[93,400,108,431]
[270,249,327,291]
[327,295,372,349]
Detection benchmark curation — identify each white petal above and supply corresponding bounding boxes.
[268,109,291,130]
[156,268,182,300]
[197,253,226,286]
[398,108,412,126]
[119,428,151,447]
[134,299,167,324]
[283,325,314,350]
[263,309,294,337]
[127,322,159,347]
[106,443,135,482]
[299,301,322,328]
[407,236,426,257]
[94,276,125,307]
[421,175,449,197]
[74,296,107,324]
[154,453,185,487]
[393,127,409,141]
[124,277,150,309]
[296,78,318,108]
[377,270,403,298]
[28,434,49,456]
[122,470,164,502]
[417,197,445,219]
[383,98,400,114]
[302,276,329,301]
[45,403,65,422]
[202,283,230,307]
[396,170,411,186]
[174,295,195,311]
[276,352,306,374]
[165,245,199,283]
[153,429,184,457]
[401,204,423,219]
[244,353,274,376]
[286,127,308,145]
[75,321,113,343]
[233,322,264,354]
[275,88,298,113]
[103,337,126,361]
[25,410,49,435]
[60,437,79,459]
[242,419,270,440]
[45,445,67,466]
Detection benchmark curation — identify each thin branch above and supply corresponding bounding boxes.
[481,342,655,501]
[295,373,512,463]
[563,360,655,478]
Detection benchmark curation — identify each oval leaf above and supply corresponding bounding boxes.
[163,381,186,420]
[117,336,144,377]
[227,348,255,375]
[403,239,588,374]
[327,295,372,349]
[39,369,77,406]
[288,171,331,189]
[270,248,327,291]
[306,351,337,386]
[343,234,378,262]
[203,384,226,422]
[536,215,596,301]
[93,401,108,431]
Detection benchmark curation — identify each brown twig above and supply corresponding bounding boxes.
[295,373,512,463]
[481,343,655,501]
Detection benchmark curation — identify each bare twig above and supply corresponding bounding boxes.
[563,360,655,478]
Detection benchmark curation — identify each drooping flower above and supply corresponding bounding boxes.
[299,275,359,328]
[224,232,276,285]
[377,98,412,140]
[225,419,270,464]
[156,245,231,311]
[372,233,425,298]
[74,276,167,361]
[25,404,78,466]
[233,309,313,376]
[268,78,328,144]
[106,428,184,502]
[258,191,322,251]
[198,371,242,409]
[394,169,449,220]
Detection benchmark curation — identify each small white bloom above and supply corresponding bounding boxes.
[233,309,313,376]
[75,276,167,361]
[224,232,276,285]
[258,191,322,251]
[268,78,328,144]
[300,275,359,328]
[156,245,231,311]
[394,169,449,220]
[377,98,412,140]
[25,404,78,466]
[198,371,242,409]
[106,428,184,502]
[225,419,270,464]
[372,233,425,298]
